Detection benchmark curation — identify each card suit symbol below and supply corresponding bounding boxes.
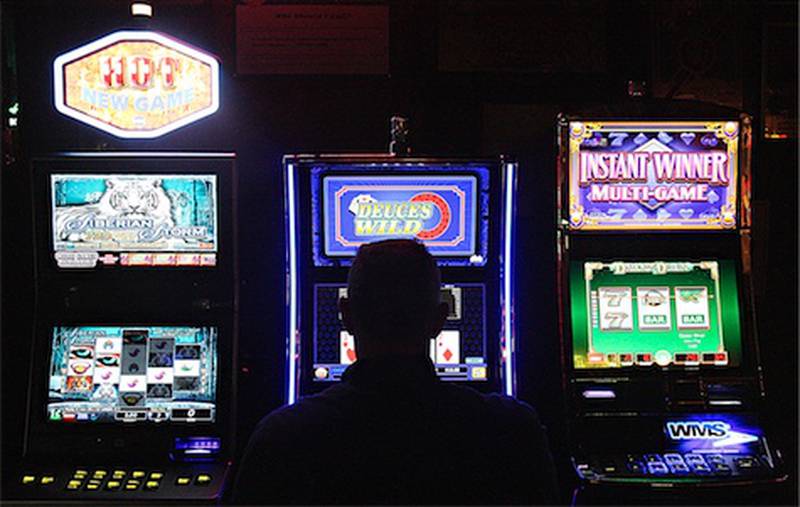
[657,132,674,144]
[633,133,649,145]
[443,349,453,362]
[657,208,671,219]
[680,132,696,145]
[679,208,694,219]
[707,190,720,203]
[346,348,357,362]
[700,134,718,147]
[633,209,647,219]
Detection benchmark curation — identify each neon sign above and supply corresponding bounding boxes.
[54,31,220,138]
[568,121,740,230]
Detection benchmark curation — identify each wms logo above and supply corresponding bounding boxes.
[665,421,758,447]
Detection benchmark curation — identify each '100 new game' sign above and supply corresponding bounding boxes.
[567,121,740,230]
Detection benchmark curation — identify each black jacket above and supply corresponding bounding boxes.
[233,356,558,505]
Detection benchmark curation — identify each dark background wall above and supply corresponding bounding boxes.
[2,0,797,502]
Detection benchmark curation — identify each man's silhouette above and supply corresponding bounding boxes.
[234,239,558,504]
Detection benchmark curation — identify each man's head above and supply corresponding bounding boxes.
[340,239,448,359]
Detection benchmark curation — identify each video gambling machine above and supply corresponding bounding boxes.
[284,154,518,403]
[13,153,237,502]
[556,110,786,496]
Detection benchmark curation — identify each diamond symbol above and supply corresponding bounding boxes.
[443,349,453,362]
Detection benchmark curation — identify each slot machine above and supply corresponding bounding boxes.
[284,154,517,403]
[556,105,787,502]
[10,152,237,502]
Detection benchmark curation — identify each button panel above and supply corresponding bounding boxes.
[576,453,772,481]
[18,465,223,499]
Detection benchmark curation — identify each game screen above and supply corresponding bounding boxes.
[47,326,217,423]
[566,121,740,230]
[310,165,490,266]
[312,284,488,381]
[570,260,742,368]
[51,174,218,268]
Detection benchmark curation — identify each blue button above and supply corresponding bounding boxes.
[644,454,663,463]
[663,453,685,464]
[691,464,712,474]
[706,454,725,464]
[669,463,690,474]
[648,462,669,474]
[684,454,707,464]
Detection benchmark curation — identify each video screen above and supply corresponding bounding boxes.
[312,284,488,381]
[51,174,217,268]
[310,165,490,267]
[570,260,742,368]
[566,121,740,231]
[47,326,217,423]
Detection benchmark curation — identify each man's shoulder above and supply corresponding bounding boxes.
[438,383,543,423]
[251,384,354,435]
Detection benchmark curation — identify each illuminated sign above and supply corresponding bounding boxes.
[567,121,740,230]
[666,419,759,448]
[54,31,220,138]
[322,175,478,257]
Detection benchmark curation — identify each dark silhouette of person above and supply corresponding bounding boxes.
[233,239,558,505]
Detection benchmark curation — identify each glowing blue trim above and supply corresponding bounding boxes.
[502,162,516,397]
[287,163,299,405]
[57,151,235,158]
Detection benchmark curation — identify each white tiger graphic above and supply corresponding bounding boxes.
[54,178,175,243]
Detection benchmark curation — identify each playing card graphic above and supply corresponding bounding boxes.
[598,287,633,331]
[340,330,357,365]
[637,287,672,330]
[347,194,378,215]
[675,286,710,329]
[435,330,460,364]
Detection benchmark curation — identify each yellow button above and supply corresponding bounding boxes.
[195,474,212,485]
[471,366,487,379]
[40,476,56,485]
[149,472,164,480]
[85,482,100,491]
[145,480,160,490]
[124,480,140,490]
[73,469,88,478]
[112,470,126,479]
[105,480,121,490]
[92,470,107,478]
[176,476,192,486]
[66,480,82,490]
[21,475,36,485]
[131,470,146,479]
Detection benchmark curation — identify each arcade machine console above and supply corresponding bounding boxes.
[9,153,237,502]
[556,109,787,502]
[284,152,517,403]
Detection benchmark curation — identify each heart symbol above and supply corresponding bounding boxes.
[679,209,694,218]
[346,348,357,362]
[680,133,695,145]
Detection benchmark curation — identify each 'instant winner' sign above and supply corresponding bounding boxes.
[567,121,740,230]
[323,175,477,257]
[54,31,219,138]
